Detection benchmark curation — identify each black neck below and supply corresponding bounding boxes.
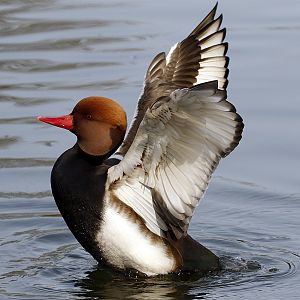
[50,144,119,262]
[75,140,122,165]
[73,143,105,165]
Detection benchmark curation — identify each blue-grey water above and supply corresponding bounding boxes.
[0,0,299,299]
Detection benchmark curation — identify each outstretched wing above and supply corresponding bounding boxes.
[108,81,243,239]
[118,3,228,156]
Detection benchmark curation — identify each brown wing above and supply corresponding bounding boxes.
[117,53,170,155]
[118,4,229,155]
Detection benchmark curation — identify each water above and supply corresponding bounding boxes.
[0,0,299,299]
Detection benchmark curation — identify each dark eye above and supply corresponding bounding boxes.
[86,114,92,120]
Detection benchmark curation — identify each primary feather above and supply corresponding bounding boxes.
[108,4,243,239]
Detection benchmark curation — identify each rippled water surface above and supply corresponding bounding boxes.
[1,0,300,299]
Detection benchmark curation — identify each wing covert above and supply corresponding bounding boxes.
[118,4,228,156]
[108,81,243,239]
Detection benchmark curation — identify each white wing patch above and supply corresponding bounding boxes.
[111,170,168,236]
[108,82,243,238]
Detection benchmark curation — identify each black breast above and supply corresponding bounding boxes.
[51,144,119,262]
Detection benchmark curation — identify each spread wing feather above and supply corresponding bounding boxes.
[108,81,243,239]
[118,4,228,156]
[108,5,243,239]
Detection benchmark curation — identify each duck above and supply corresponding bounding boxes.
[37,4,243,276]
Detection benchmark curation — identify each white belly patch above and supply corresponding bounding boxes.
[96,206,175,276]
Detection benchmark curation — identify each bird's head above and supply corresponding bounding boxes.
[38,96,127,156]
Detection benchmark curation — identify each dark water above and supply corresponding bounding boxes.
[0,0,299,299]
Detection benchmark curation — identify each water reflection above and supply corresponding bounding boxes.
[0,59,120,73]
[75,268,208,300]
[72,246,300,300]
[0,37,129,52]
[0,136,19,148]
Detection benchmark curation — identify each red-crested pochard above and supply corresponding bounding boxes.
[38,4,243,276]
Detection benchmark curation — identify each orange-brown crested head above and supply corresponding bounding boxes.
[38,96,127,157]
[71,96,127,156]
[72,96,127,133]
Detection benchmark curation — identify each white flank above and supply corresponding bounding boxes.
[96,204,175,276]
